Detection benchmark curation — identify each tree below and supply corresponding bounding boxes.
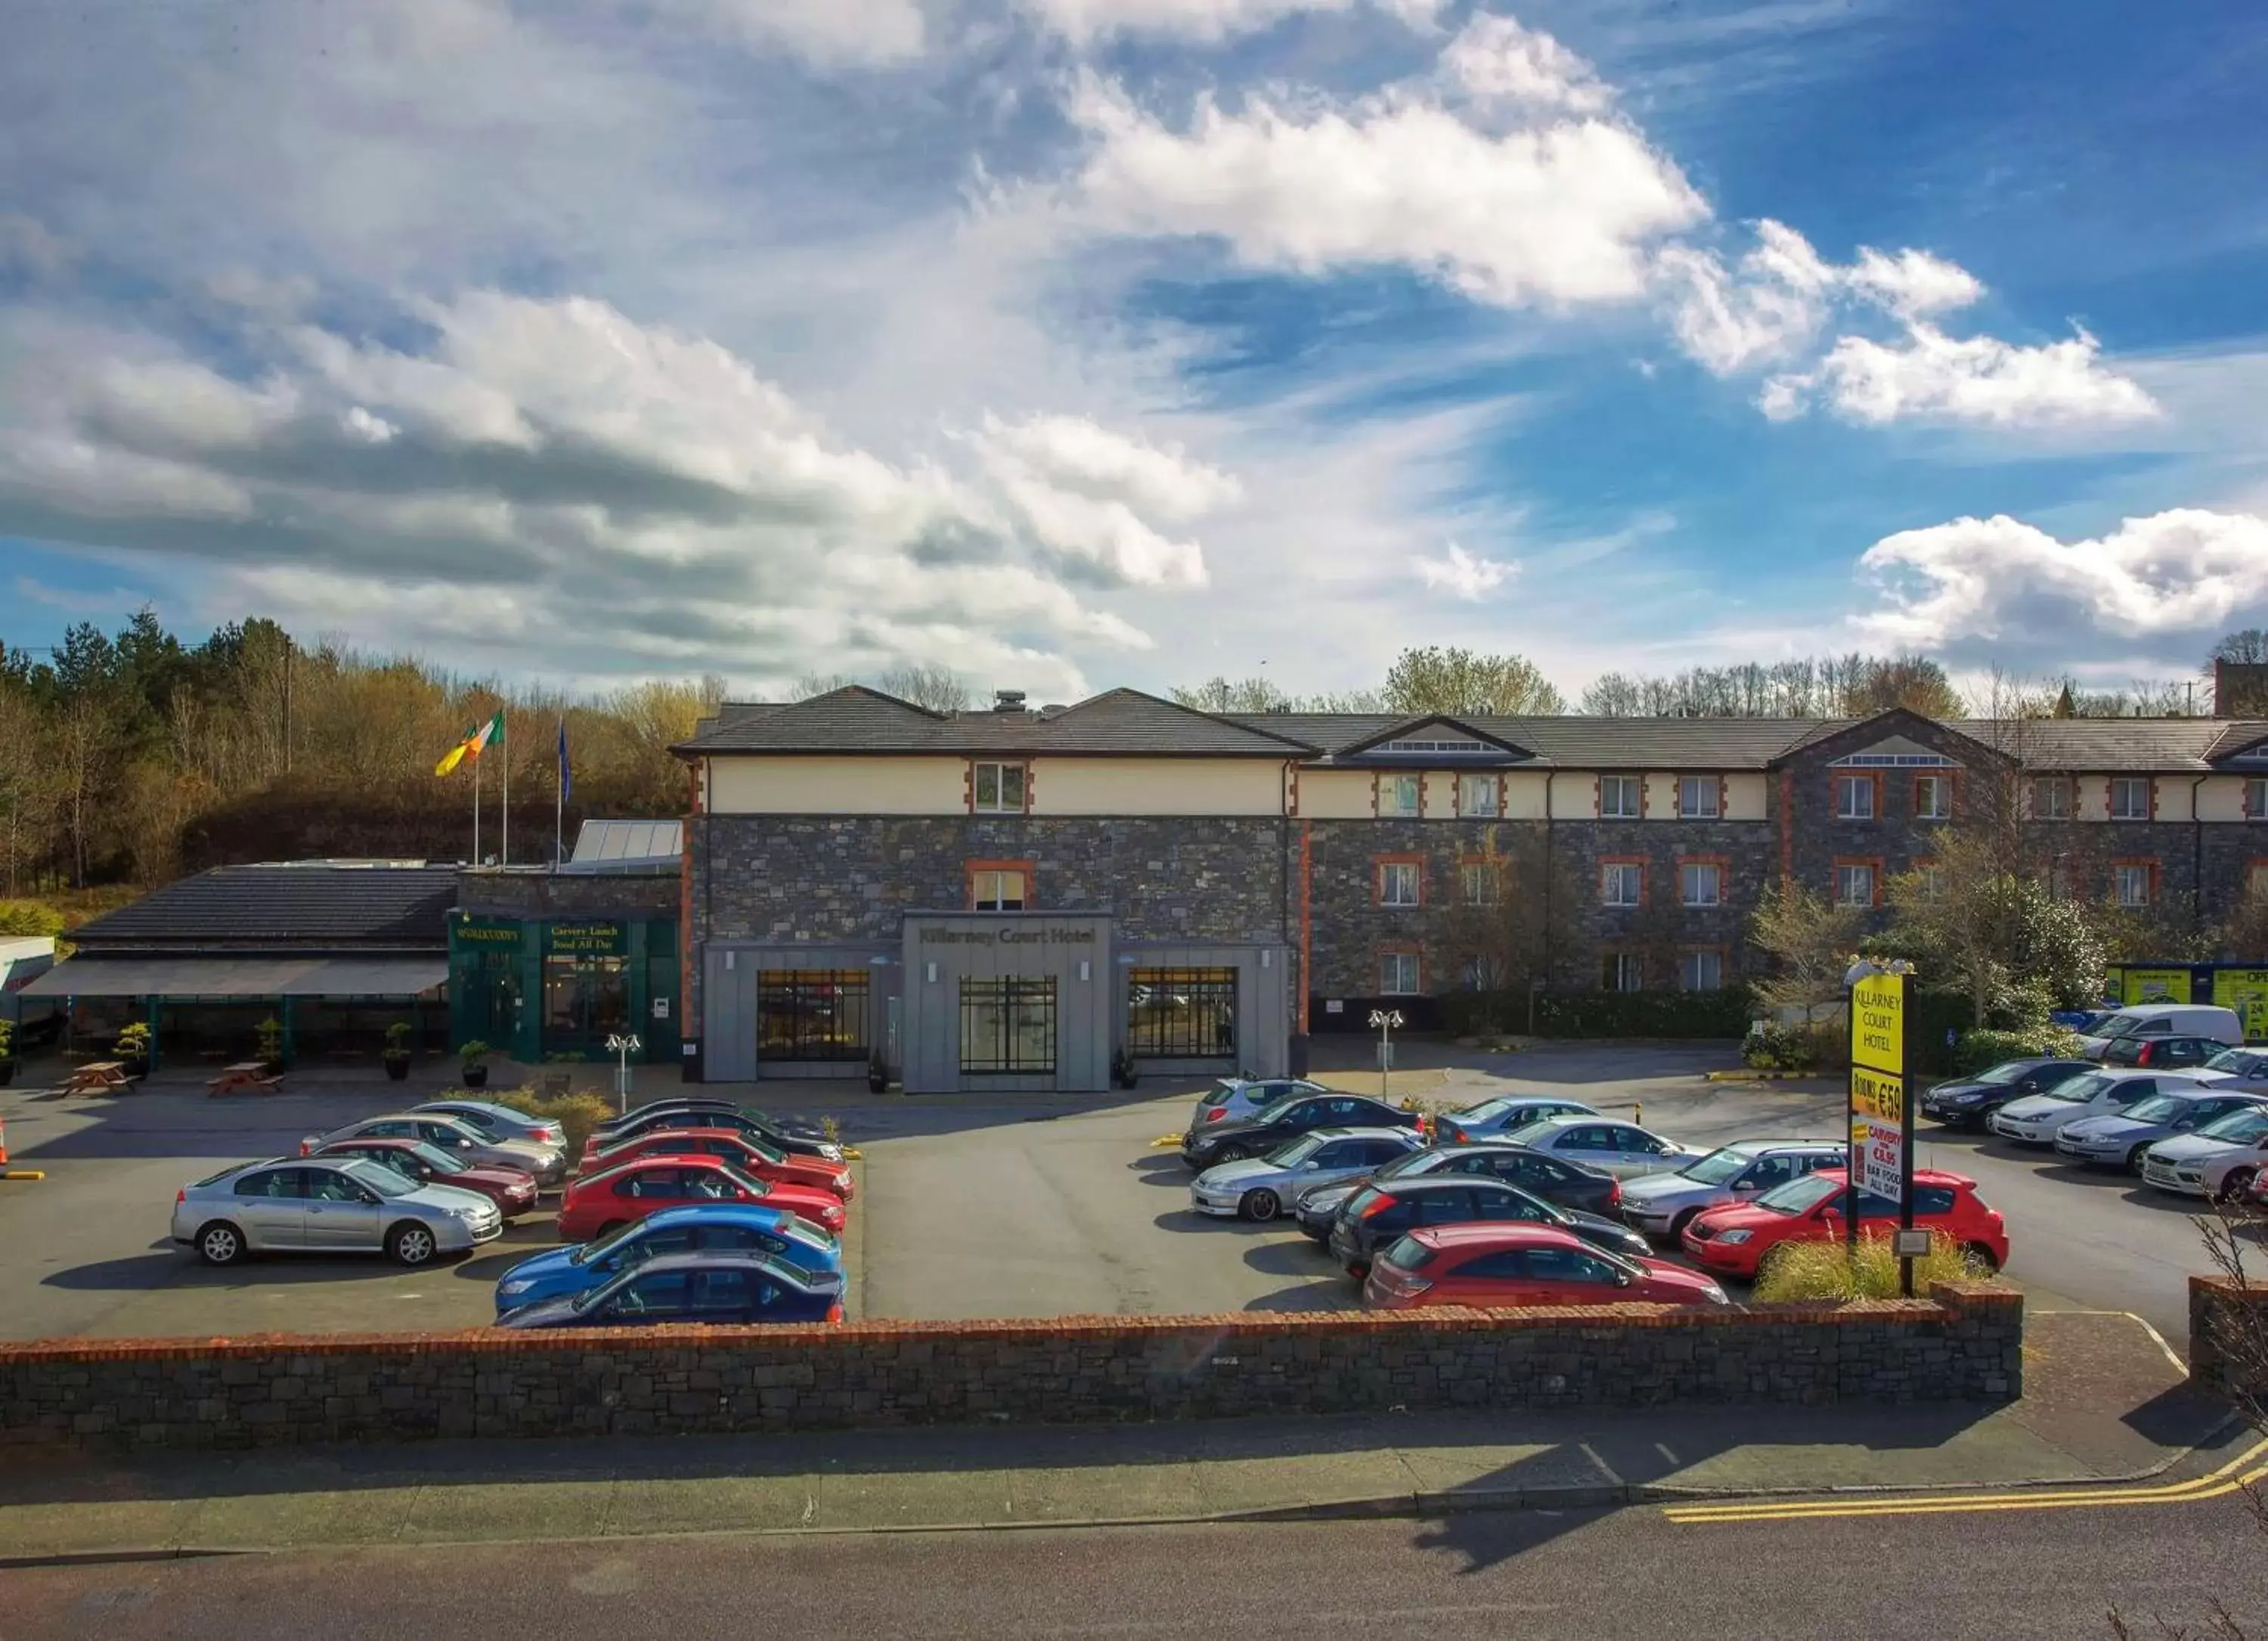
[1848,654,1963,718]
[2213,628,2268,665]
[876,664,971,714]
[1380,647,1566,715]
[1885,830,2107,1026]
[1747,883,1866,1023]
[1170,675,1292,714]
[792,672,860,700]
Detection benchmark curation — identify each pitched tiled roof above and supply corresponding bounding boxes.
[70,864,458,951]
[676,687,1318,758]
[1234,714,1830,768]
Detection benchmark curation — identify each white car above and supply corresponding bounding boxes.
[2141,1105,2268,1199]
[1615,1139,1848,1242]
[1987,1068,2214,1145]
[2199,1047,2268,1092]
[1514,1115,1706,1180]
[1189,1128,1424,1222]
[1187,1076,1331,1134]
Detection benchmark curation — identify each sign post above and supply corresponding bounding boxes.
[605,1031,643,1117]
[1846,963,1916,1294]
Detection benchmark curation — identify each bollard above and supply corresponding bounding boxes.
[1632,1103,1643,1126]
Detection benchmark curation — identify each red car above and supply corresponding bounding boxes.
[584,1127,854,1200]
[1681,1166,2008,1280]
[314,1137,540,1219]
[553,1155,847,1242]
[1362,1223,1729,1311]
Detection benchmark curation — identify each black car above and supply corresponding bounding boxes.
[592,1104,842,1162]
[1919,1058,2094,1129]
[1325,1176,1650,1275]
[1180,1093,1419,1171]
[593,1097,821,1140]
[1291,1142,1619,1239]
[496,1250,843,1329]
[2102,1035,2231,1070]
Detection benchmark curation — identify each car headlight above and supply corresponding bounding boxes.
[816,1144,845,1162]
[1703,1285,1730,1304]
[499,1278,534,1296]
[1715,1229,1752,1245]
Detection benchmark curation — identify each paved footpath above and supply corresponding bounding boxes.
[0,1311,2238,1561]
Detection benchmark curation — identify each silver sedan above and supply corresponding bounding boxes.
[172,1156,502,1267]
[1515,1115,1706,1180]
[301,1112,565,1183]
[1190,1128,1427,1222]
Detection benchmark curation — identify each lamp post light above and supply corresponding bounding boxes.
[1368,1008,1404,1105]
[605,1032,643,1116]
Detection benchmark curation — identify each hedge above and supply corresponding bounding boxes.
[1439,988,1754,1040]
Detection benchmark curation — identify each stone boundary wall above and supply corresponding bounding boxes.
[2,1284,2022,1454]
[2189,1275,2268,1397]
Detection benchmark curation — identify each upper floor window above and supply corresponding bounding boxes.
[1377,861,1421,906]
[1679,861,1721,907]
[1379,774,1421,817]
[1834,861,1876,907]
[1914,773,1953,821]
[1458,772,1499,817]
[973,762,1027,814]
[2109,777,2152,821]
[1600,952,1644,993]
[1680,950,1724,992]
[1677,776,1719,819]
[1379,951,1421,995]
[1600,861,1644,907]
[1834,774,1876,820]
[971,867,1027,911]
[2245,777,2268,820]
[2113,862,2155,908]
[1600,775,1641,820]
[1459,863,1502,906]
[2031,777,2074,820]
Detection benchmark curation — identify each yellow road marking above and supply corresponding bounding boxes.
[1662,1434,2268,1525]
[1152,1135,1183,1147]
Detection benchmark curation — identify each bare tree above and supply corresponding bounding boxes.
[876,664,971,713]
[1748,883,1866,1024]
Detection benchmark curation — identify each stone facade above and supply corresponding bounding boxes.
[2188,1273,2268,1397]
[457,868,679,921]
[1,1285,2022,1454]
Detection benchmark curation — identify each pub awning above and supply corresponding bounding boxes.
[20,955,448,1000]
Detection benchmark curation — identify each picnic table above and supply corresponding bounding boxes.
[60,1062,135,1097]
[207,1061,284,1097]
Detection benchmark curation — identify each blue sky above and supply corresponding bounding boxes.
[3,0,2265,704]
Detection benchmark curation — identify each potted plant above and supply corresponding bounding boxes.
[114,1020,152,1078]
[459,1040,493,1089]
[256,1015,285,1075]
[0,1019,14,1087]
[1111,1046,1137,1090]
[866,1050,888,1094]
[381,1020,413,1082]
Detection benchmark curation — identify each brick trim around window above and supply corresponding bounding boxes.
[1373,852,1426,907]
[1830,769,1883,821]
[1911,771,1956,823]
[1377,943,1423,995]
[965,858,1036,910]
[1833,855,1885,907]
[1675,854,1729,906]
[1599,854,1649,907]
[2109,856,2162,907]
[2248,857,2268,898]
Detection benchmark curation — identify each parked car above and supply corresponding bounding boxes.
[1328,1174,1649,1274]
[2201,1048,2268,1091]
[2101,1034,2232,1070]
[554,1156,846,1241]
[1189,1128,1423,1222]
[1291,1143,1622,1239]
[585,1126,855,1199]
[1179,1091,1420,1172]
[302,1113,565,1184]
[313,1136,540,1218]
[1919,1059,2096,1130]
[1188,1077,1332,1131]
[2056,1087,2268,1171]
[173,1156,502,1267]
[2077,1004,2245,1060]
[1680,1168,2007,1281]
[1614,1140,1848,1243]
[411,1099,565,1149]
[492,1203,840,1317]
[1506,1115,1705,1179]
[1362,1224,1727,1311]
[496,1250,844,1329]
[591,1098,829,1146]
[581,1105,844,1167]
[1430,1095,1599,1146]
[2139,1105,2268,1199]
[1988,1068,2215,1145]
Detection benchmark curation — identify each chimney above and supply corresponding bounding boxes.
[993,690,1028,713]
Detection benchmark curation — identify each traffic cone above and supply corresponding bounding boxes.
[0,1118,42,1182]
[0,1116,8,1166]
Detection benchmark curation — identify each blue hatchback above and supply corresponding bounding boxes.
[492,1202,841,1318]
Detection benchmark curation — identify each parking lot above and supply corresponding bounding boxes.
[0,1042,2236,1343]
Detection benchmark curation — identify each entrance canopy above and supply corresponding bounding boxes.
[22,954,448,999]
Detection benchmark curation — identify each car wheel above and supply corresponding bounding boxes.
[2125,1144,2152,1173]
[1216,1143,1249,1164]
[389,1221,439,1267]
[1240,1188,1281,1223]
[1960,1242,2000,1277]
[2217,1168,2257,1205]
[595,1220,628,1239]
[1668,1208,1700,1243]
[195,1221,246,1267]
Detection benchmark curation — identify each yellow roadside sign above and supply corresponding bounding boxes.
[1852,972,1904,1075]
[1851,1065,1903,1125]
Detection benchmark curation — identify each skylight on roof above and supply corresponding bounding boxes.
[1380,739,1495,755]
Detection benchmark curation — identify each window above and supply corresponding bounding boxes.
[1599,775,1641,819]
[1459,862,1502,906]
[1458,772,1499,816]
[1600,861,1644,907]
[1914,773,1953,820]
[2249,778,2268,820]
[1379,951,1421,994]
[2031,777,2073,820]
[958,978,1056,1075]
[2110,777,2152,821]
[2251,861,2268,900]
[1379,773,1421,817]
[543,954,629,1049]
[1518,1246,1622,1285]
[756,969,869,1062]
[1680,949,1724,992]
[1834,773,1877,820]
[1913,861,1946,901]
[1600,952,1643,992]
[968,866,1027,911]
[1126,967,1237,1059]
[971,761,1027,814]
[235,1168,307,1199]
[2114,861,2155,908]
[1834,860,1877,907]
[1377,860,1421,906]
[1678,861,1721,907]
[1677,776,1719,818]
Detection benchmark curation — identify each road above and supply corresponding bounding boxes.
[9,1497,2265,1639]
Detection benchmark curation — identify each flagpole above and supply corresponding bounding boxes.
[473,743,482,865]
[501,712,510,867]
[555,717,565,870]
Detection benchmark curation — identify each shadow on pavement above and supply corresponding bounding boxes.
[1240,1238,1334,1277]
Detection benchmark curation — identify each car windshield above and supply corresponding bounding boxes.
[1970,1062,2037,1087]
[406,1140,469,1173]
[2208,1050,2267,1075]
[1267,1134,1328,1166]
[1677,1147,1757,1187]
[2198,1109,2268,1143]
[2041,1073,2114,1104]
[1377,1234,1435,1271]
[339,1159,416,1199]
[1455,1099,1514,1122]
[2119,1094,2189,1123]
[572,1218,648,1265]
[2093,1013,2145,1038]
[1755,1174,1845,1215]
[1343,1185,1383,1219]
[1200,1083,1239,1108]
[1374,1150,1436,1180]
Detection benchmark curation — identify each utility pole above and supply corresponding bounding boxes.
[280,632,293,777]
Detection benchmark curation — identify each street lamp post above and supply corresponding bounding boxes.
[605,1032,643,1117]
[1368,1008,1404,1106]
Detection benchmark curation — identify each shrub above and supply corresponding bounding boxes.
[1742,1019,1843,1071]
[1752,1236,1985,1301]
[0,1020,13,1062]
[485,1084,615,1156]
[1947,1024,2085,1077]
[0,901,66,938]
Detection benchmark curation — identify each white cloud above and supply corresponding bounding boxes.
[1065,68,1705,309]
[1017,0,1441,48]
[1440,13,1610,114]
[1844,246,1982,321]
[341,406,399,444]
[1854,507,2268,653]
[646,0,926,66]
[1412,540,1515,600]
[973,413,1236,589]
[1774,322,2164,429]
[1658,218,1836,374]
